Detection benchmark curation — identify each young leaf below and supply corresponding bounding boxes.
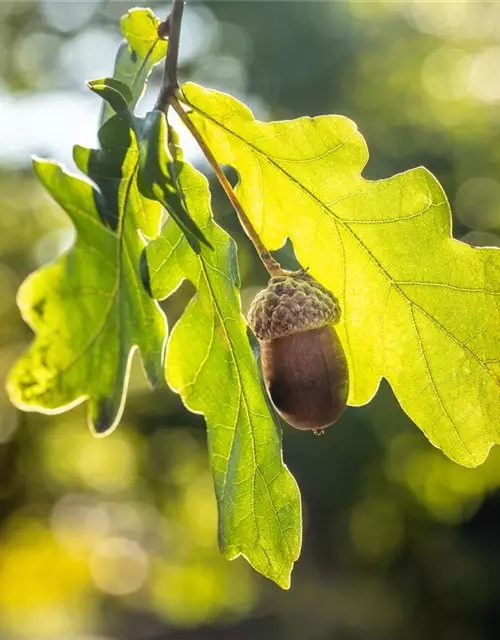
[7,115,166,435]
[181,82,500,468]
[143,158,301,589]
[100,8,168,126]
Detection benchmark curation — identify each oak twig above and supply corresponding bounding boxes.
[155,0,286,276]
[154,0,184,112]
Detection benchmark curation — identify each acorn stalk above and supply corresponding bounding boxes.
[247,273,349,432]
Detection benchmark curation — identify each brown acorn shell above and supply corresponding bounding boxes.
[259,325,349,431]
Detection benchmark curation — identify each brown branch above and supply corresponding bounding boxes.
[154,0,184,112]
[154,0,285,276]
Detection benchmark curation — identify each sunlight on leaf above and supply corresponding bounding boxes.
[182,82,500,468]
[143,158,301,588]
[7,114,166,435]
[7,8,171,435]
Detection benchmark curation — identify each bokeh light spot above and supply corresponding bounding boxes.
[90,537,149,596]
[40,0,98,34]
[349,497,403,561]
[454,177,500,230]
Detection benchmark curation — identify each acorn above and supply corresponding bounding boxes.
[247,273,349,433]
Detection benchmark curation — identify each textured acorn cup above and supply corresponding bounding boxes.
[247,273,349,431]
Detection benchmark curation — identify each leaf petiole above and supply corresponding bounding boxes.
[169,93,286,276]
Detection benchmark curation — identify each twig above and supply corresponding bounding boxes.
[170,94,285,276]
[154,0,184,112]
[154,0,285,276]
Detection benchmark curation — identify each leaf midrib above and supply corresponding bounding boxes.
[51,157,140,383]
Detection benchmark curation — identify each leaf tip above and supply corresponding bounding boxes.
[89,398,119,437]
[31,155,52,175]
[279,575,292,591]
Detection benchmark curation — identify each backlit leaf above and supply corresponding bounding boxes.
[7,113,166,434]
[143,157,301,588]
[182,82,500,468]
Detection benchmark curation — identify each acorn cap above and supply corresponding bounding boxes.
[247,273,340,341]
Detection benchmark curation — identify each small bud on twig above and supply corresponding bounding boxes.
[158,16,170,40]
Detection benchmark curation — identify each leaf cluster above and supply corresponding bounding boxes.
[7,6,500,588]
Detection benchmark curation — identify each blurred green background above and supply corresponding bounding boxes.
[2,1,500,638]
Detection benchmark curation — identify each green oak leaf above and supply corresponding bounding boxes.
[100,8,168,126]
[7,113,166,435]
[143,157,301,588]
[181,82,500,468]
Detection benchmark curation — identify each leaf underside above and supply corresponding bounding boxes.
[182,82,500,468]
[144,158,301,588]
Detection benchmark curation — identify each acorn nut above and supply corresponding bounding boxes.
[247,273,349,432]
